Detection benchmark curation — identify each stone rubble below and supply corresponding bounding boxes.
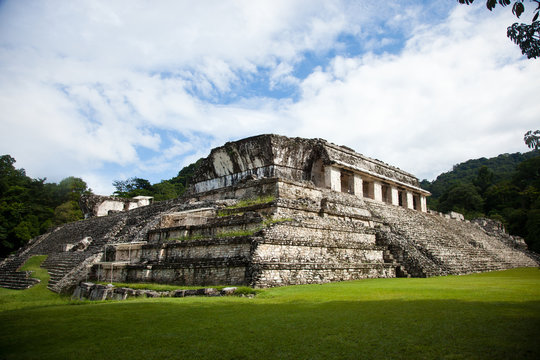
[71,282,240,301]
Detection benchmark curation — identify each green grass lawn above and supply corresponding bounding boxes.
[1,257,539,360]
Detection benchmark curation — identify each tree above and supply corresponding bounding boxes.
[169,159,203,188]
[524,130,540,150]
[458,0,540,59]
[513,155,540,189]
[151,181,181,201]
[526,209,540,252]
[473,166,494,195]
[113,177,152,197]
[54,201,83,225]
[57,176,92,202]
[437,183,485,218]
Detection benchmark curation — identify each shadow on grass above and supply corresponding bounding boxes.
[1,298,539,360]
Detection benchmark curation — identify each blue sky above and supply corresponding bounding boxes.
[1,0,539,194]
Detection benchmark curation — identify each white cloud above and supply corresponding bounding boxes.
[284,6,540,180]
[0,1,538,195]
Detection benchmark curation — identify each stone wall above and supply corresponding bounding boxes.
[91,181,398,288]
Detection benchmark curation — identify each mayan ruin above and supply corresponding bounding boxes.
[0,134,538,294]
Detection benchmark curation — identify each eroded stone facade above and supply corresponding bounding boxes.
[191,135,430,212]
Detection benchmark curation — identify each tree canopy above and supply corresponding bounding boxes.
[524,130,540,150]
[0,155,92,257]
[111,159,202,200]
[458,0,540,58]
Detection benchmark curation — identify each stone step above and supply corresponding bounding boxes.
[0,274,39,290]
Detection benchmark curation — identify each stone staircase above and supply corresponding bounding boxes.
[0,198,189,292]
[41,252,90,290]
[366,199,538,277]
[382,249,410,277]
[0,255,40,290]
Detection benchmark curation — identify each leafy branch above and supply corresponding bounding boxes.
[458,0,540,58]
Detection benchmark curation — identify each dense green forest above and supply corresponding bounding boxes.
[0,155,92,257]
[2,148,540,257]
[421,150,540,252]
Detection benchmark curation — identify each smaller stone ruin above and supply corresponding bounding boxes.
[79,195,153,218]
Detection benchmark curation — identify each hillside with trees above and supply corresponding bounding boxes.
[0,155,92,257]
[421,150,540,252]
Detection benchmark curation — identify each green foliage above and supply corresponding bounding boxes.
[57,176,92,202]
[150,181,180,201]
[524,130,540,150]
[1,268,540,359]
[110,159,202,201]
[234,195,275,208]
[459,1,540,59]
[217,196,276,216]
[113,177,152,197]
[0,155,91,256]
[166,217,290,242]
[437,183,484,218]
[53,201,83,225]
[262,217,293,226]
[422,150,539,199]
[169,159,203,189]
[526,209,540,252]
[472,166,494,195]
[508,21,540,59]
[231,286,259,296]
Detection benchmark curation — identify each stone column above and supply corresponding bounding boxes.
[420,195,427,212]
[406,191,414,209]
[353,174,363,197]
[373,181,383,202]
[391,187,399,206]
[324,166,341,192]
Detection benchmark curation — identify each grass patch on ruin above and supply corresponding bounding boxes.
[230,195,275,209]
[164,218,292,242]
[1,267,540,359]
[217,195,276,216]
[215,218,293,238]
[262,217,292,226]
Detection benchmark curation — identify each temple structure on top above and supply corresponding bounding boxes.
[191,134,430,211]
